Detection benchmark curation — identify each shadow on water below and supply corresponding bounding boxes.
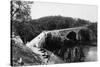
[41,29,97,63]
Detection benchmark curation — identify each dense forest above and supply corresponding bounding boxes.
[12,16,97,44]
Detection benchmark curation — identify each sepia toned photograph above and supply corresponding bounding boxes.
[11,0,97,66]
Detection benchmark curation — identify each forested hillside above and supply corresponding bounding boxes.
[12,16,97,44]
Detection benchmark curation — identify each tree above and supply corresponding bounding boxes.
[11,0,33,43]
[11,0,33,22]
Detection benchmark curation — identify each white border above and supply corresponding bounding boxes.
[0,0,99,67]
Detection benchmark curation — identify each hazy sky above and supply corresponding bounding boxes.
[31,1,98,22]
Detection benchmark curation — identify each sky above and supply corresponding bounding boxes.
[31,1,98,22]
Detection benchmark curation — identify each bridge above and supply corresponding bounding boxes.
[26,25,95,48]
